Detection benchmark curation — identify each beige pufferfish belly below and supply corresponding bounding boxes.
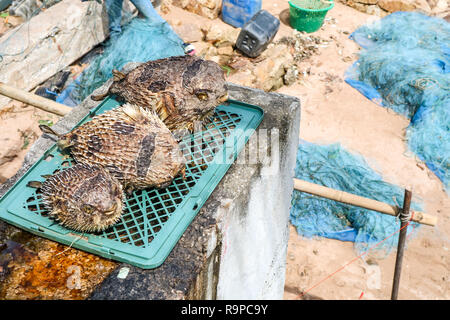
[59,104,186,191]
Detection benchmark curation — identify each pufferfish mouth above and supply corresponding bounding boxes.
[103,202,119,216]
[218,93,228,102]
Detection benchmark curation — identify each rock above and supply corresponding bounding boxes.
[253,44,294,91]
[203,23,240,47]
[208,55,221,64]
[217,45,234,56]
[344,0,433,14]
[172,0,222,19]
[0,20,8,38]
[227,55,251,70]
[0,0,124,109]
[427,0,438,8]
[194,41,213,57]
[414,0,433,12]
[284,66,299,86]
[365,4,389,15]
[227,70,256,87]
[172,23,204,43]
[203,45,218,60]
[345,0,389,15]
[8,0,40,20]
[378,0,431,13]
[0,173,8,184]
[347,1,368,12]
[354,0,379,4]
[160,1,172,14]
[440,10,450,20]
[432,0,448,13]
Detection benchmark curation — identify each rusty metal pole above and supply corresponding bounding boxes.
[391,189,412,300]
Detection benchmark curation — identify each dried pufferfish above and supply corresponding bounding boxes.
[40,104,186,191]
[91,55,229,132]
[27,163,124,233]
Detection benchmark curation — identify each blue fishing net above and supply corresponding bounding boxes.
[350,12,450,50]
[60,18,185,105]
[345,12,450,191]
[290,141,421,257]
[407,87,450,185]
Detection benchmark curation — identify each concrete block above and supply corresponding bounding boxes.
[0,0,136,109]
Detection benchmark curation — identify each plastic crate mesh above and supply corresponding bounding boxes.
[23,109,242,248]
[0,97,263,268]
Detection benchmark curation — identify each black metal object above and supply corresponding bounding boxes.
[35,70,71,101]
[0,0,12,12]
[235,10,280,58]
[391,189,412,300]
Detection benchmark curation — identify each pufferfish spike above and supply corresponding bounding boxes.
[39,124,60,137]
[38,124,73,151]
[112,69,126,81]
[27,180,43,189]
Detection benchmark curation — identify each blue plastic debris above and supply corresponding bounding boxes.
[222,0,262,28]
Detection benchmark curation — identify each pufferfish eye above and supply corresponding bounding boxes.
[196,91,208,101]
[81,204,95,214]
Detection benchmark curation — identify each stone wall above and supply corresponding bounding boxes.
[339,0,449,18]
[164,0,222,19]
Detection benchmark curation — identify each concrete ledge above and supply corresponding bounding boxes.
[0,75,300,299]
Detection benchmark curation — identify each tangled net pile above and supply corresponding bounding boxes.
[65,18,185,104]
[345,12,450,191]
[290,141,421,257]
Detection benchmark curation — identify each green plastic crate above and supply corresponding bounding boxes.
[0,97,264,269]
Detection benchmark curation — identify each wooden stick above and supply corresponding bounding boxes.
[0,82,72,116]
[293,178,437,226]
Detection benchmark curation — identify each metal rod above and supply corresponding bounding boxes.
[391,189,412,300]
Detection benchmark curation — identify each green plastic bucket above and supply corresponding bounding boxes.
[288,0,334,33]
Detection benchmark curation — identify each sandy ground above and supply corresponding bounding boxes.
[0,102,59,183]
[0,1,448,300]
[268,2,450,300]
